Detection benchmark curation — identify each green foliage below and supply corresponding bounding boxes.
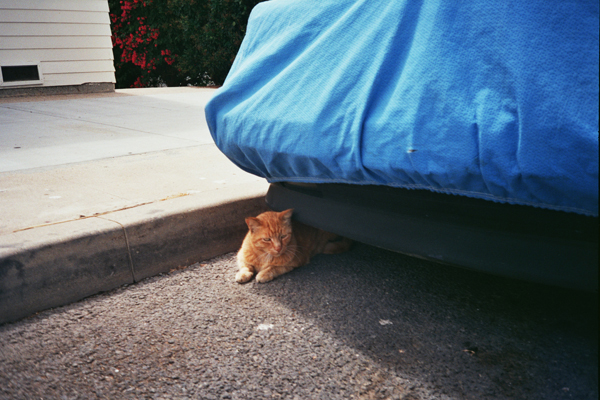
[109,0,262,88]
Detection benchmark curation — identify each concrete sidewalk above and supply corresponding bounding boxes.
[0,87,269,324]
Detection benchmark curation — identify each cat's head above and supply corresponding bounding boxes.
[245,209,293,256]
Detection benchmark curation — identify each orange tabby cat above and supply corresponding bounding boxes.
[236,209,352,283]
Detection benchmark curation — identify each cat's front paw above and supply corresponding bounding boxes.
[235,269,254,283]
[255,270,275,283]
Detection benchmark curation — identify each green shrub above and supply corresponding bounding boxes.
[109,0,263,88]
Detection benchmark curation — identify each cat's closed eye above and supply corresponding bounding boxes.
[262,237,271,242]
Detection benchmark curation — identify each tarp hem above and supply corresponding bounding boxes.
[266,176,598,217]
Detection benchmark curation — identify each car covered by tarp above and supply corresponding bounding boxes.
[206,0,598,217]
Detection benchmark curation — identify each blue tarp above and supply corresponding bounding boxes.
[205,0,599,216]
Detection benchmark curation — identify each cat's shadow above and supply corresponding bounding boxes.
[252,243,598,399]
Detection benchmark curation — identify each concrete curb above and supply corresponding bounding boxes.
[0,190,269,325]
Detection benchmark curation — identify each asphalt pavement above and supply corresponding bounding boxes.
[0,244,597,399]
[0,87,269,324]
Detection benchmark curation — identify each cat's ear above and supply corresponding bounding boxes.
[245,217,261,233]
[279,209,294,225]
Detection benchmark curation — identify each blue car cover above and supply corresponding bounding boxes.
[205,0,599,217]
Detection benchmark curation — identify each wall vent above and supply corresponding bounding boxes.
[0,64,43,87]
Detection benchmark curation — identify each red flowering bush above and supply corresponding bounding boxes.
[109,0,262,88]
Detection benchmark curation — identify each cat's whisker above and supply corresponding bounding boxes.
[282,245,303,261]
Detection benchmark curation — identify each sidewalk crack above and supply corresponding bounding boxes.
[97,216,137,283]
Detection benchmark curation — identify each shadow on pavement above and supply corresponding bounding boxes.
[255,243,598,400]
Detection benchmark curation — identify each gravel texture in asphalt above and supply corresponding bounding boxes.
[0,244,597,399]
